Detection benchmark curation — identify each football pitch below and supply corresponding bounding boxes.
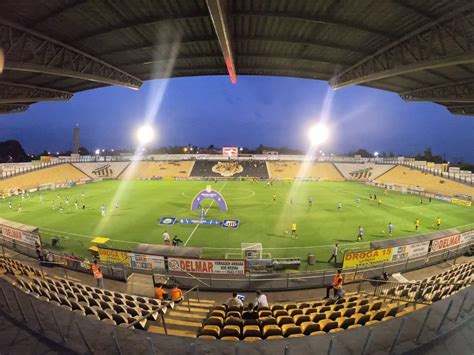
[1,180,473,270]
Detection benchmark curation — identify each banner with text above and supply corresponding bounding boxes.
[343,248,393,268]
[97,248,130,265]
[129,253,165,271]
[0,225,41,246]
[167,257,245,274]
[390,241,430,262]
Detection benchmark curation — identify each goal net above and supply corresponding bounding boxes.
[241,243,263,259]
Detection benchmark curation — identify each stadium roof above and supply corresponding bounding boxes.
[1,0,474,115]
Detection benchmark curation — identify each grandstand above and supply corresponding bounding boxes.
[267,162,343,180]
[119,161,194,180]
[0,163,88,192]
[376,165,474,197]
[190,160,269,178]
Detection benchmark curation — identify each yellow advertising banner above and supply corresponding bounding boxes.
[451,198,472,207]
[343,248,393,269]
[97,247,130,265]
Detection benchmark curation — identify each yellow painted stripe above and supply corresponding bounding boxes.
[189,298,215,304]
[166,318,202,328]
[176,306,209,313]
[148,325,196,337]
[170,311,206,320]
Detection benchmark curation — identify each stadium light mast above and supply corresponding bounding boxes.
[136,125,155,146]
[308,123,329,147]
[374,151,379,157]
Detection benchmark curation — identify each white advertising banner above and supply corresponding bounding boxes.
[129,253,165,271]
[167,257,245,275]
[72,162,130,178]
[390,241,430,262]
[1,225,41,245]
[430,234,462,252]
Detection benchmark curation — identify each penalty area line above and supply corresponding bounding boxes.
[183,181,227,247]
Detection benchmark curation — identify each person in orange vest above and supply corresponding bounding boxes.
[154,284,169,301]
[324,269,343,299]
[170,285,183,303]
[91,259,104,289]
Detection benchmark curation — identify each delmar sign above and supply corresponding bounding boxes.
[343,248,393,268]
[167,257,245,274]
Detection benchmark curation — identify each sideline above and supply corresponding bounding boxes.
[183,181,228,247]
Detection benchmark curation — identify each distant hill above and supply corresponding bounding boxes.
[0,140,29,163]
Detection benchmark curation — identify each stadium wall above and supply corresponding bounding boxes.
[0,277,472,354]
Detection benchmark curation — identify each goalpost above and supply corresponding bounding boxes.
[241,243,263,259]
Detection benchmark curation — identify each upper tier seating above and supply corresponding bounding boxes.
[376,166,474,197]
[119,161,194,179]
[267,162,343,180]
[189,160,269,178]
[0,164,89,191]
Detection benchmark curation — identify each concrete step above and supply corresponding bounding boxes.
[148,325,196,337]
[165,318,202,328]
[189,298,214,304]
[176,305,210,313]
[169,311,206,320]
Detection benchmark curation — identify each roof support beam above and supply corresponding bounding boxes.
[401,79,474,102]
[0,104,29,114]
[329,3,474,89]
[0,82,72,104]
[447,104,474,116]
[0,18,142,89]
[206,0,236,84]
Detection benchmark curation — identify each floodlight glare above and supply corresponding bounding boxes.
[374,151,379,157]
[95,149,100,155]
[308,123,329,146]
[136,125,155,145]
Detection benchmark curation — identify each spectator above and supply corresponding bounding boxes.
[242,303,259,319]
[170,285,183,303]
[35,242,42,261]
[325,269,343,298]
[335,284,345,299]
[91,259,104,289]
[162,230,171,246]
[45,250,54,263]
[254,290,268,309]
[154,284,169,301]
[327,243,338,265]
[225,292,243,308]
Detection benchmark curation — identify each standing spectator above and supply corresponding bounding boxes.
[172,235,183,246]
[242,303,259,319]
[154,284,169,301]
[91,259,104,289]
[225,292,243,308]
[254,290,268,309]
[328,244,338,265]
[35,242,42,261]
[325,270,343,298]
[170,284,183,303]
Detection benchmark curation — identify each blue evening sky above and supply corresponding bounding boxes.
[1,75,473,163]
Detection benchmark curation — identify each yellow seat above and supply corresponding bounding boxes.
[365,320,380,326]
[310,331,326,336]
[222,325,240,338]
[288,333,305,338]
[221,336,239,341]
[348,324,362,329]
[318,319,338,333]
[329,328,344,333]
[243,325,261,338]
[281,324,302,337]
[263,324,282,338]
[243,337,261,342]
[266,335,284,340]
[199,325,220,338]
[301,321,320,335]
[197,335,216,339]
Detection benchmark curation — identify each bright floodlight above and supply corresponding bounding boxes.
[308,123,329,146]
[136,125,155,145]
[374,151,379,157]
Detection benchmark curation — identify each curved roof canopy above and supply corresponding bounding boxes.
[1,0,474,115]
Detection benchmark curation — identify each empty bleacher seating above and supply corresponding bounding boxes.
[376,165,474,197]
[267,162,343,180]
[119,161,194,179]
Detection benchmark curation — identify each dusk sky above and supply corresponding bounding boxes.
[1,75,473,163]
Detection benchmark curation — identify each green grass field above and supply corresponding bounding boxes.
[1,180,473,270]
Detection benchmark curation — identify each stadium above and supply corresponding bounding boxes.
[0,1,473,354]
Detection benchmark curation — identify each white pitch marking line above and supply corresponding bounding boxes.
[183,181,227,247]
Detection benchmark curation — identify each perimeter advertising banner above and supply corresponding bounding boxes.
[0,225,41,246]
[451,197,472,207]
[129,253,165,271]
[430,234,462,252]
[167,257,245,274]
[97,248,130,265]
[390,241,430,262]
[342,248,393,268]
[222,147,238,158]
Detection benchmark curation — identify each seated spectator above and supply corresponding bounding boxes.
[170,285,183,303]
[242,303,258,319]
[254,290,268,310]
[325,269,343,299]
[225,292,243,308]
[154,284,169,301]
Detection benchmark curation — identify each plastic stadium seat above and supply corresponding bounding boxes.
[226,311,241,318]
[210,309,225,318]
[83,306,98,316]
[276,315,293,327]
[336,317,355,329]
[384,307,398,318]
[259,317,277,328]
[325,311,341,321]
[382,316,394,322]
[304,308,319,315]
[335,298,346,304]
[213,305,226,312]
[284,304,297,311]
[244,319,259,326]
[227,306,241,313]
[329,328,344,333]
[96,309,112,320]
[310,313,326,323]
[317,306,331,313]
[332,304,345,311]
[221,336,239,341]
[348,324,362,330]
[86,314,100,321]
[312,302,324,308]
[355,305,369,314]
[198,335,216,340]
[318,320,338,333]
[222,325,241,338]
[297,302,310,309]
[101,318,117,326]
[301,321,320,335]
[324,299,336,306]
[113,297,126,305]
[224,317,243,327]
[293,314,310,326]
[369,310,386,321]
[365,320,380,326]
[200,325,220,338]
[358,299,369,306]
[281,324,302,337]
[112,314,128,325]
[346,302,357,309]
[243,337,261,341]
[263,324,283,338]
[204,316,224,327]
[353,314,371,326]
[310,331,326,336]
[127,318,146,330]
[243,325,261,338]
[369,302,383,311]
[126,307,142,318]
[271,305,284,311]
[288,333,305,338]
[273,310,288,318]
[258,310,272,318]
[266,335,284,340]
[87,297,100,308]
[288,309,303,317]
